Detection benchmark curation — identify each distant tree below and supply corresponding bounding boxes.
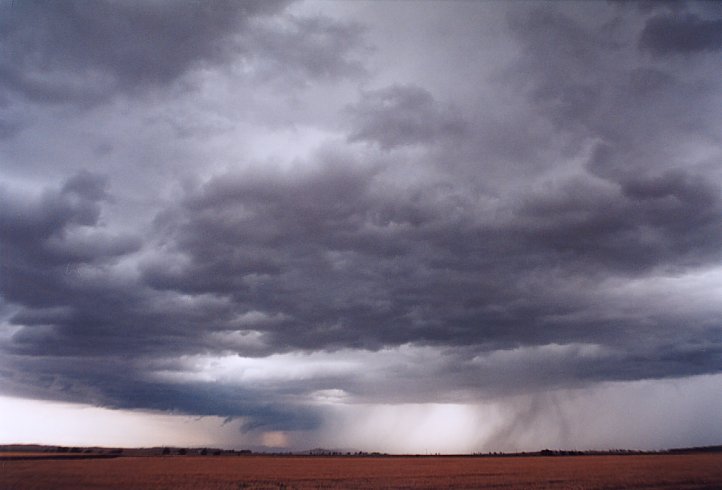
[162,447,171,455]
[178,448,187,455]
[200,448,208,455]
[213,450,221,456]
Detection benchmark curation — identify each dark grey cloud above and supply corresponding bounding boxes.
[0,171,134,272]
[245,14,368,84]
[517,168,722,273]
[0,0,287,102]
[1,1,721,446]
[0,0,367,106]
[0,118,23,140]
[640,13,722,55]
[347,85,465,149]
[131,147,722,379]
[506,6,610,135]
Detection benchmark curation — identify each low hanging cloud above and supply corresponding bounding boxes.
[0,0,368,105]
[639,13,722,55]
[1,0,721,449]
[346,84,466,149]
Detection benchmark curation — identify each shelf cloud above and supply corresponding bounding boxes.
[1,0,721,451]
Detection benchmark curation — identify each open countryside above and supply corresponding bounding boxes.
[2,451,722,489]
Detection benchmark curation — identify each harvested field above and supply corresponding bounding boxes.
[0,452,119,461]
[1,453,721,489]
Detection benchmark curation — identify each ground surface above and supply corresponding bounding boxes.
[1,453,721,489]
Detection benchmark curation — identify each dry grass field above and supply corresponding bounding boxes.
[1,453,721,489]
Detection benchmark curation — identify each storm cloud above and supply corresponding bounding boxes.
[1,0,721,451]
[640,13,722,55]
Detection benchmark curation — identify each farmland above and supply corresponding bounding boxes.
[1,453,721,489]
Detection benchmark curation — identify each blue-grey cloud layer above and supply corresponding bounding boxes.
[1,0,721,438]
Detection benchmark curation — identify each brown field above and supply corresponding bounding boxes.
[1,453,721,489]
[0,452,114,458]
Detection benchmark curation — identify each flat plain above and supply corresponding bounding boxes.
[2,453,721,489]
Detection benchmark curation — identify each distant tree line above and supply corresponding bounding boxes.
[162,447,253,456]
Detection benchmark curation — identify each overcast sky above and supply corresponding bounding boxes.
[1,0,721,453]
